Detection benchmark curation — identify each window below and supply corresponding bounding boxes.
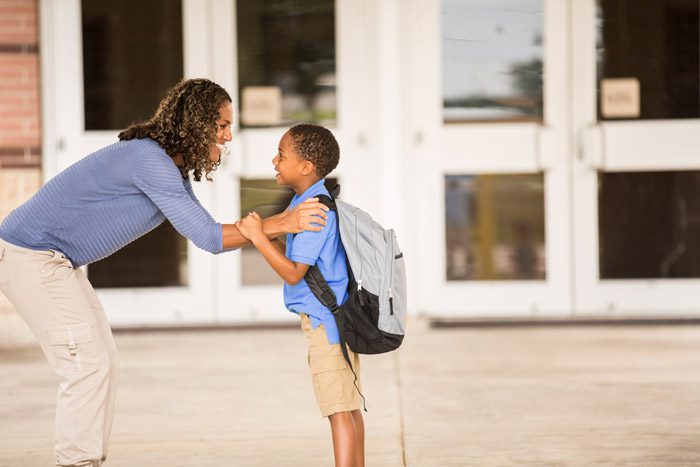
[445,174,546,280]
[89,223,188,288]
[236,0,336,128]
[442,0,543,122]
[82,0,183,130]
[598,171,700,279]
[597,0,700,120]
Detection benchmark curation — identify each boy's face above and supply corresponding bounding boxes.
[272,131,314,187]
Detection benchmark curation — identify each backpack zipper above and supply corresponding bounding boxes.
[389,231,394,315]
[355,214,365,306]
[357,278,365,306]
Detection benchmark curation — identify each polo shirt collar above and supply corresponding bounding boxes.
[289,178,327,209]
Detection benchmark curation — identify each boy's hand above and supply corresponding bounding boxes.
[283,198,328,233]
[237,212,265,243]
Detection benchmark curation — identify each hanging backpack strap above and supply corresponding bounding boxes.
[305,265,367,412]
[305,265,352,371]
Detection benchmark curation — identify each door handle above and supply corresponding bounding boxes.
[578,124,606,170]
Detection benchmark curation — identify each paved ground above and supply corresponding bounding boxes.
[1,318,699,466]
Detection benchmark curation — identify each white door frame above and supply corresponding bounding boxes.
[571,0,700,316]
[408,0,573,317]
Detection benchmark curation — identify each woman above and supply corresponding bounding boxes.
[0,78,327,467]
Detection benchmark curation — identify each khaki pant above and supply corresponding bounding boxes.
[0,239,118,466]
[300,313,362,418]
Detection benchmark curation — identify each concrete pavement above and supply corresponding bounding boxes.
[1,318,699,466]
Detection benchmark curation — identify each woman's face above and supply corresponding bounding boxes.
[209,102,233,163]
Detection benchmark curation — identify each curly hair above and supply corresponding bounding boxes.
[119,78,232,181]
[288,124,339,179]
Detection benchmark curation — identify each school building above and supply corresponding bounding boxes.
[1,0,699,344]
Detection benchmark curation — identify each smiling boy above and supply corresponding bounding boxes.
[236,124,365,467]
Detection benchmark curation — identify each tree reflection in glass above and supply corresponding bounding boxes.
[442,0,543,122]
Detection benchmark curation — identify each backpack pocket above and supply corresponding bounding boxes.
[339,288,402,354]
[389,231,406,320]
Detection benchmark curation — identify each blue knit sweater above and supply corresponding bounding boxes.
[0,138,224,266]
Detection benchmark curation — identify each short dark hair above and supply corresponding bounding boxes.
[288,124,339,179]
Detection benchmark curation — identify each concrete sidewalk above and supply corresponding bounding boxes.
[1,318,699,466]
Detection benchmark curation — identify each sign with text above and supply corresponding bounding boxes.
[241,86,282,126]
[601,78,640,119]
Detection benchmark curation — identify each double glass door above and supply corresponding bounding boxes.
[412,0,700,317]
[41,0,378,325]
[572,0,700,315]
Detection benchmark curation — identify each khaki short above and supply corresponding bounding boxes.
[300,313,362,417]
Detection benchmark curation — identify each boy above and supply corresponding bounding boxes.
[236,124,365,467]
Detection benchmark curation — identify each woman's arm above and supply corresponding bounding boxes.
[221,198,328,250]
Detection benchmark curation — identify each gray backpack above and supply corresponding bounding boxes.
[304,185,407,367]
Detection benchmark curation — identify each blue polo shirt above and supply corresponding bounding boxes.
[284,179,348,344]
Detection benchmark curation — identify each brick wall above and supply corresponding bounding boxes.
[0,0,42,348]
[0,0,41,169]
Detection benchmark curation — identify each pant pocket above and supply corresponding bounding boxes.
[310,347,352,405]
[313,370,349,405]
[46,323,99,372]
[38,252,74,284]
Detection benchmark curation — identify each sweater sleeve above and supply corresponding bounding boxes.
[183,179,239,252]
[133,153,223,253]
[183,179,217,224]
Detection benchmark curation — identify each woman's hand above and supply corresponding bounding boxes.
[236,212,265,243]
[283,198,329,233]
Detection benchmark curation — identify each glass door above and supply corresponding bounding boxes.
[572,0,700,315]
[407,0,572,316]
[40,0,220,325]
[214,0,378,322]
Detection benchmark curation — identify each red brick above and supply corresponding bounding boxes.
[0,0,36,8]
[0,136,39,146]
[0,0,40,167]
[0,6,37,44]
[0,153,41,169]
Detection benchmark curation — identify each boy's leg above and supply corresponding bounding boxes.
[328,411,356,467]
[0,242,117,466]
[351,409,365,467]
[300,313,364,467]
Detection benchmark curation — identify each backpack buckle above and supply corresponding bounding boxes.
[329,304,340,315]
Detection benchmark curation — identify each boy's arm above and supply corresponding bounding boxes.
[251,234,309,285]
[238,213,309,285]
[271,238,286,255]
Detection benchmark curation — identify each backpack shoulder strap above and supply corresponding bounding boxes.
[304,265,339,312]
[316,193,337,211]
[303,189,338,308]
